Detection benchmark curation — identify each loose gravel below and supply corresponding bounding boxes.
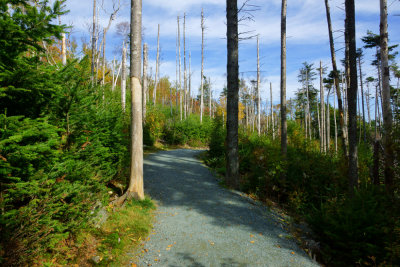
[133,149,319,267]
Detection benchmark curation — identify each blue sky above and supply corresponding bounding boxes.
[61,0,400,104]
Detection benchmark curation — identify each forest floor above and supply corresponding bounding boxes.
[130,149,319,267]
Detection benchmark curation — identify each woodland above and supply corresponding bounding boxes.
[0,0,399,266]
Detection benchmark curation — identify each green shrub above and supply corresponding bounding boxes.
[307,186,392,266]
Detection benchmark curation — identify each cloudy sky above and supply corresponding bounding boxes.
[61,0,400,104]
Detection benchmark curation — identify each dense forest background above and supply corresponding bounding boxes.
[0,0,399,266]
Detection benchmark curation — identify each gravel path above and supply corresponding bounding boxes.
[134,149,319,267]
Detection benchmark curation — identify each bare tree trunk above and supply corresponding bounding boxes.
[153,24,160,105]
[91,0,97,85]
[226,0,239,189]
[209,77,212,118]
[121,43,126,112]
[280,0,287,158]
[367,81,371,123]
[345,0,359,193]
[189,51,192,115]
[183,13,187,119]
[112,57,115,91]
[101,29,106,86]
[200,9,205,123]
[257,35,261,135]
[380,0,394,192]
[143,43,148,121]
[305,70,311,140]
[58,16,67,65]
[324,0,348,156]
[178,16,182,120]
[334,84,338,153]
[320,61,325,152]
[271,83,275,140]
[358,56,367,143]
[327,89,331,152]
[124,0,144,201]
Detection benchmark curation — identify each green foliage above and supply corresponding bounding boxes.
[307,186,392,266]
[144,106,165,146]
[156,110,212,147]
[206,124,399,266]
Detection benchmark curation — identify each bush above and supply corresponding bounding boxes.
[307,186,392,266]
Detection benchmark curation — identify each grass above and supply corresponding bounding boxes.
[32,197,156,266]
[93,198,155,266]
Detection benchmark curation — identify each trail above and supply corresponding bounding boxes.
[133,149,318,267]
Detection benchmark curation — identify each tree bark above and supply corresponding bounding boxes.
[380,0,394,192]
[324,0,348,156]
[127,0,144,200]
[345,0,359,193]
[280,0,287,158]
[226,0,239,189]
[334,83,338,153]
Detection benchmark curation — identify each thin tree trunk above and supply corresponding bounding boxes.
[327,89,331,152]
[271,83,275,140]
[153,24,160,105]
[121,43,126,112]
[178,16,182,120]
[380,0,394,192]
[209,77,212,118]
[143,43,148,121]
[257,35,261,135]
[112,57,115,91]
[126,0,144,201]
[200,9,205,123]
[91,0,96,85]
[183,13,187,119]
[358,56,367,143]
[320,61,325,152]
[367,81,371,123]
[334,84,338,153]
[189,51,192,114]
[345,0,359,193]
[324,0,348,156]
[281,0,287,159]
[58,16,67,65]
[226,0,239,189]
[305,70,311,140]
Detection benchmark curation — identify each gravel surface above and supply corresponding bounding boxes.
[133,149,319,267]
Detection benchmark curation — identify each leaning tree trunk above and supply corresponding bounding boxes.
[153,24,160,105]
[324,0,348,156]
[127,0,144,200]
[380,0,394,192]
[143,43,148,121]
[345,0,359,193]
[280,0,287,158]
[200,9,205,123]
[226,0,240,189]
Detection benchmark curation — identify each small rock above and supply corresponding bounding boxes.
[91,255,101,264]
